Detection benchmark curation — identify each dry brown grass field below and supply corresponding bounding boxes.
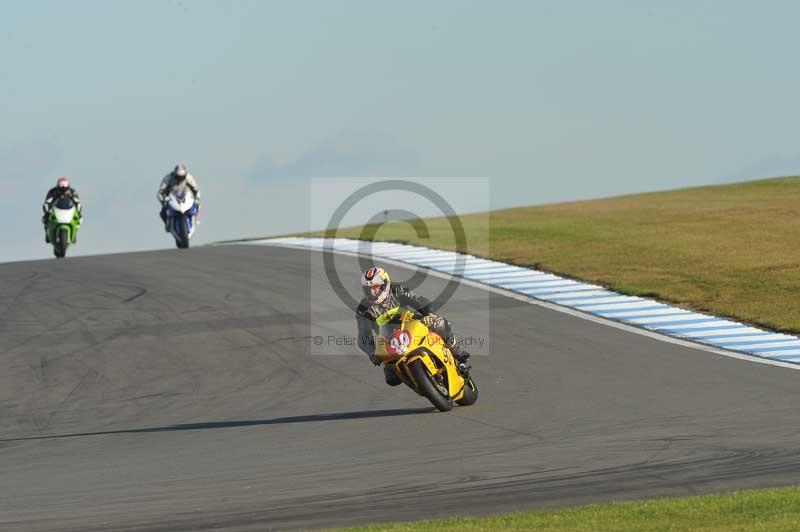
[315,177,800,333]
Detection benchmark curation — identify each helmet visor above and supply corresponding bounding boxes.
[363,284,383,301]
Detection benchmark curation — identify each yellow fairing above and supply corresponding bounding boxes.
[394,317,467,401]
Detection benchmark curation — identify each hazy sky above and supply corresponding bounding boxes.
[3,1,800,262]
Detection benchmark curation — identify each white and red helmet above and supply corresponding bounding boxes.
[57,176,70,189]
[361,266,391,304]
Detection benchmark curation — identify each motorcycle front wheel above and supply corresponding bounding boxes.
[54,227,68,258]
[409,359,453,412]
[176,216,190,249]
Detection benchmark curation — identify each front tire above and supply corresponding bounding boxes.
[409,359,453,412]
[54,227,68,258]
[176,216,190,249]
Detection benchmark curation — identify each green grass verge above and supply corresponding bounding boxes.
[310,176,800,334]
[335,487,800,531]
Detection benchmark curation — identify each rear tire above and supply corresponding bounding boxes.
[54,227,68,258]
[409,359,453,412]
[456,374,479,406]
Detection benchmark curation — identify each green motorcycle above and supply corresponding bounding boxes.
[47,196,81,258]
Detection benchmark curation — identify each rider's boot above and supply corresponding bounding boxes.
[448,343,471,375]
[159,206,169,232]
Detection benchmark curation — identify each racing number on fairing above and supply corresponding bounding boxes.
[388,330,412,356]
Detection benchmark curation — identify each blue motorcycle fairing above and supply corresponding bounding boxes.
[167,202,198,236]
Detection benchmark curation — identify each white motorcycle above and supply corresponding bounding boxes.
[165,185,198,249]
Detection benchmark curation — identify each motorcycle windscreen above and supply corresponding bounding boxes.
[53,206,76,224]
[168,189,194,213]
[377,306,405,339]
[54,196,74,210]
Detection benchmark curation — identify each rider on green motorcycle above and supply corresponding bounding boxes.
[42,177,82,243]
[356,266,471,386]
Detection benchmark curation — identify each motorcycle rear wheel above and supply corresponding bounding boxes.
[409,359,453,412]
[456,374,479,406]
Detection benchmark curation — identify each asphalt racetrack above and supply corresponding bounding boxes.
[2,244,800,531]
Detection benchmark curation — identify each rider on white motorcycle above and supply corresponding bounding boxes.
[157,164,200,231]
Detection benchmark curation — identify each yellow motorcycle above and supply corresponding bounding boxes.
[373,307,478,412]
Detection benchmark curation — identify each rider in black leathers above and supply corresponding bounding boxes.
[42,177,82,243]
[356,266,470,386]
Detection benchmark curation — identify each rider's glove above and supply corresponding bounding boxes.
[421,314,439,328]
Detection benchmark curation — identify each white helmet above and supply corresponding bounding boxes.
[173,164,187,179]
[361,267,391,304]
